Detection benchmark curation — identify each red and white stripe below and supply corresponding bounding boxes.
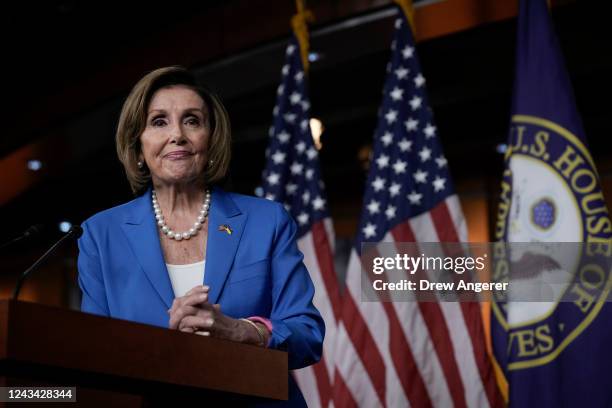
[294,218,342,407]
[333,195,502,408]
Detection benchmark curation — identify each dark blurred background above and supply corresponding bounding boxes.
[1,0,610,307]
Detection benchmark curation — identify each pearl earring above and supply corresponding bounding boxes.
[209,159,214,166]
[137,161,144,169]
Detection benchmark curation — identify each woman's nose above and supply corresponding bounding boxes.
[169,123,186,144]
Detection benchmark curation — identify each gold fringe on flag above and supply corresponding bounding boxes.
[291,0,314,72]
[393,0,415,33]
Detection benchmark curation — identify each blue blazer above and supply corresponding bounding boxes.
[78,187,324,404]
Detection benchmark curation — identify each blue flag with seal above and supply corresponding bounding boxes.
[492,0,612,406]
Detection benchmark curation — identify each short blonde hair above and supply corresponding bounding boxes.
[116,66,232,195]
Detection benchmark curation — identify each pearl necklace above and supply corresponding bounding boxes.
[152,189,211,241]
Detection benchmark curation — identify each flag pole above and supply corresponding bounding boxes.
[291,0,314,73]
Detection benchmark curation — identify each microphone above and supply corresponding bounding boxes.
[0,224,44,251]
[12,225,83,300]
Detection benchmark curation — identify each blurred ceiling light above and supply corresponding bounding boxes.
[308,52,322,63]
[59,221,72,233]
[27,159,43,171]
[309,118,324,150]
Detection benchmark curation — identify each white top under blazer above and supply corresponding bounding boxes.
[166,260,205,297]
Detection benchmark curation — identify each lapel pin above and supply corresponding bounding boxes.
[218,224,232,235]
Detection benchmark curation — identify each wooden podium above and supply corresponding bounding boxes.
[0,300,288,406]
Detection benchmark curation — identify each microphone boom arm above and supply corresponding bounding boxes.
[12,226,82,300]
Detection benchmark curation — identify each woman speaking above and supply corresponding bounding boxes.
[77,66,324,406]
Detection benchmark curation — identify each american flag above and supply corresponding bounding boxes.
[261,35,341,407]
[332,6,502,407]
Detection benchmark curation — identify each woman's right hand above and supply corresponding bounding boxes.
[168,284,268,346]
[167,285,210,333]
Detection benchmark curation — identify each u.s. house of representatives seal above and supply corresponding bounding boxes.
[493,114,612,371]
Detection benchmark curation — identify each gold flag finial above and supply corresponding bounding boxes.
[394,0,415,34]
[291,0,314,72]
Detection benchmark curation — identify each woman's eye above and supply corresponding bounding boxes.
[151,118,166,127]
[185,117,201,126]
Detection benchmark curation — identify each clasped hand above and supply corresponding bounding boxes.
[167,285,263,345]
